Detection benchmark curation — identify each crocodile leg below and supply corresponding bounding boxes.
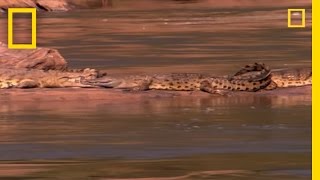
[17,79,40,88]
[0,80,15,89]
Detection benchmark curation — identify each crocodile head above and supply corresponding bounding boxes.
[40,68,105,88]
[56,76,94,88]
[86,75,152,90]
[85,77,119,88]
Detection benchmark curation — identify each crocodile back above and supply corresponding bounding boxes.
[149,73,204,90]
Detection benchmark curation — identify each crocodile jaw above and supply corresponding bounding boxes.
[56,76,98,88]
[86,77,122,88]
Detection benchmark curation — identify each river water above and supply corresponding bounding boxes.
[0,1,311,179]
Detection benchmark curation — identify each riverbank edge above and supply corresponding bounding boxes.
[0,86,311,102]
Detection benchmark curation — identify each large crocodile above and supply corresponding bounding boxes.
[0,42,108,89]
[87,63,273,94]
[0,59,311,91]
[0,68,104,88]
[87,63,311,94]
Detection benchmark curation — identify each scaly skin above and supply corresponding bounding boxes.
[0,68,103,89]
[268,67,312,88]
[232,66,312,89]
[88,63,272,94]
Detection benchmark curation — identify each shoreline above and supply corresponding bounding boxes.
[0,86,311,102]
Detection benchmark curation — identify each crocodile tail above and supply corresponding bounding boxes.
[231,62,271,81]
[270,67,312,87]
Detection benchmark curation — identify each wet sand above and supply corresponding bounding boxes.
[0,86,311,102]
[0,153,310,179]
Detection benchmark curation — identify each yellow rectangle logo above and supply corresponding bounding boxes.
[8,8,37,49]
[288,9,306,28]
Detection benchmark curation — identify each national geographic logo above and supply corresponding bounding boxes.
[7,8,37,49]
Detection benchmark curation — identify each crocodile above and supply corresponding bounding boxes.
[87,63,273,94]
[87,63,312,94]
[0,68,105,89]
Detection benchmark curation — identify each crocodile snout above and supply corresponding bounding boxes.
[85,77,121,88]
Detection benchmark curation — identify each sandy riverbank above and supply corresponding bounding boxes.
[0,86,311,102]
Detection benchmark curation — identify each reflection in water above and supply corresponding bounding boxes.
[0,91,311,178]
[0,91,311,158]
[0,90,311,115]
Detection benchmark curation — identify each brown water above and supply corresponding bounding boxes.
[0,0,311,179]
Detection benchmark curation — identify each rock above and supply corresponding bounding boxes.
[0,0,107,12]
[36,0,70,11]
[0,42,68,70]
[0,0,36,9]
[67,0,108,8]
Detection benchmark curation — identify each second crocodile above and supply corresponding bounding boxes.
[87,63,274,94]
[0,68,105,89]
